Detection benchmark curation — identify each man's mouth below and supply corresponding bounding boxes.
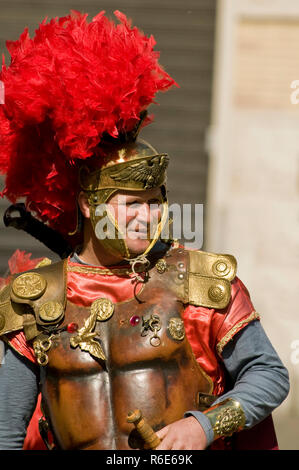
[126,228,150,240]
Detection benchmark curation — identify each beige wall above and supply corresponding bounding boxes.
[206,0,299,449]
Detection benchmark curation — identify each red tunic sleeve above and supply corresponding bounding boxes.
[182,277,260,396]
[213,277,260,357]
[5,330,37,364]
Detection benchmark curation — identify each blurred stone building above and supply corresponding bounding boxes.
[206,0,299,450]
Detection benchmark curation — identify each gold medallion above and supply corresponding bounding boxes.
[91,298,114,321]
[39,301,64,322]
[212,260,230,277]
[208,284,225,302]
[168,317,185,341]
[12,273,47,300]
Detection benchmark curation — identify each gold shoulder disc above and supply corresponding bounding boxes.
[187,250,237,309]
[12,272,47,300]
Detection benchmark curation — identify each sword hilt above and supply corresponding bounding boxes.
[3,203,73,259]
[127,409,161,450]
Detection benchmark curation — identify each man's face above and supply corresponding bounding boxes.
[106,187,163,255]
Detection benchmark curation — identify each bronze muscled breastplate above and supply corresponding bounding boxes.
[40,252,213,450]
[0,246,237,449]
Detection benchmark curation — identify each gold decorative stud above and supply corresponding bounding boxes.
[12,273,47,300]
[155,259,167,274]
[208,284,225,302]
[212,260,230,277]
[91,298,114,321]
[168,317,185,341]
[39,301,64,322]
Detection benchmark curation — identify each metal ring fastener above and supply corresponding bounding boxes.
[141,314,162,347]
[37,353,49,366]
[150,328,161,347]
[40,338,53,352]
[130,256,151,282]
[33,334,56,367]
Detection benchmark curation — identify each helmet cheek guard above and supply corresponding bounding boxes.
[79,139,169,261]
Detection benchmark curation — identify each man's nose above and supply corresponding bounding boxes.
[136,203,161,224]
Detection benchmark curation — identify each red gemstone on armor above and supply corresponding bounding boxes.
[130,315,140,326]
[67,322,78,333]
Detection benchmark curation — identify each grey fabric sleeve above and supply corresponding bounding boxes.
[0,342,39,450]
[184,320,290,446]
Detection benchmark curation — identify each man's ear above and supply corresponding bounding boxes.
[78,191,90,219]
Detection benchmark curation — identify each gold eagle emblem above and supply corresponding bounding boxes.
[70,311,106,361]
[110,154,169,189]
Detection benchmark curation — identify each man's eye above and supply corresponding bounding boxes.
[124,199,161,206]
[148,199,161,207]
[126,201,139,206]
[148,199,161,205]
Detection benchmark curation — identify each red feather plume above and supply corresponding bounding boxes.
[0,250,46,289]
[0,10,177,236]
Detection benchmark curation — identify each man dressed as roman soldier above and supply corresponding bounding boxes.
[0,10,289,450]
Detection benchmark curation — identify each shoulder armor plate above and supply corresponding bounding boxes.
[187,250,237,309]
[160,248,237,309]
[0,259,67,341]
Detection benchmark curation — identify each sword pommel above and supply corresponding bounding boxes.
[127,409,161,449]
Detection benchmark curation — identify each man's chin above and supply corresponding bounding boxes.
[126,239,151,256]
